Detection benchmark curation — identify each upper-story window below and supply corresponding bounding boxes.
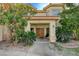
[46,8,61,16]
[52,9,61,16]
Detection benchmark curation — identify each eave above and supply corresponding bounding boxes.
[25,16,59,21]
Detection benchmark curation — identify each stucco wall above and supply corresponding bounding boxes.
[0,25,3,41]
[46,7,63,16]
[3,26,11,41]
[0,25,11,41]
[34,13,46,16]
[25,20,57,42]
[34,7,63,16]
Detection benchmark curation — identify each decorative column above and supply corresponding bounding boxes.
[44,28,46,37]
[49,21,56,43]
[25,22,30,32]
[34,27,36,33]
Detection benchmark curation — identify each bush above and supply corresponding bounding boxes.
[25,31,36,45]
[56,27,72,43]
[14,29,36,45]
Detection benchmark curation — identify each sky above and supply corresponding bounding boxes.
[31,3,49,10]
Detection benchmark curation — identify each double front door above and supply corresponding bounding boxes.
[36,28,44,38]
[31,28,49,38]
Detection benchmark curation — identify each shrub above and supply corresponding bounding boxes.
[0,4,36,45]
[56,27,72,43]
[25,31,36,45]
[14,30,36,45]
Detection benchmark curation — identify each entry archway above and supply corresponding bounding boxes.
[25,20,56,43]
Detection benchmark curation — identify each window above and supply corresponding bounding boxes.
[52,9,61,16]
[46,8,61,16]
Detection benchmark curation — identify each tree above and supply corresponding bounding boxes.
[0,4,36,45]
[56,3,79,42]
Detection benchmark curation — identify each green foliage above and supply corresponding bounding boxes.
[13,29,36,45]
[65,3,75,9]
[25,31,36,45]
[56,4,79,42]
[0,4,36,45]
[56,27,72,42]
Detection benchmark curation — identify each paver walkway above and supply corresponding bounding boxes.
[27,39,57,56]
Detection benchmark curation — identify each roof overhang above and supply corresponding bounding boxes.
[25,16,59,21]
[43,3,64,11]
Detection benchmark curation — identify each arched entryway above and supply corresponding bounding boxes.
[30,23,49,39]
[25,16,58,43]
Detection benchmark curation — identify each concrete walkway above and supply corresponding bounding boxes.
[0,39,58,56]
[27,39,57,56]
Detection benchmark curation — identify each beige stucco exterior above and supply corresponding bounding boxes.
[24,3,63,43]
[0,25,11,41]
[0,25,3,41]
[34,13,46,16]
[34,7,63,16]
[25,19,57,42]
[0,3,64,43]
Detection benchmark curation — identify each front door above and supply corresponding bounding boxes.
[36,28,44,38]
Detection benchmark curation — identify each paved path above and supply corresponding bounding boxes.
[0,39,59,56]
[0,39,58,56]
[0,39,79,56]
[27,39,57,56]
[26,39,79,56]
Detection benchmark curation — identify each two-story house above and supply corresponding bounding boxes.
[25,3,64,43]
[0,3,64,43]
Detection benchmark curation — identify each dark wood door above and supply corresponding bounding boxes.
[36,28,44,38]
